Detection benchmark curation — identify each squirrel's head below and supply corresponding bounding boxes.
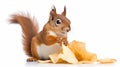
[48,6,71,37]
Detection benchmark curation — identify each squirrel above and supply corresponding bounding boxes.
[10,6,71,62]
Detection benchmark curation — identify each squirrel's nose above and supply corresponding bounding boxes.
[64,27,70,32]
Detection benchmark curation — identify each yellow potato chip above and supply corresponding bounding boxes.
[49,43,78,64]
[78,60,94,64]
[83,52,97,62]
[98,58,117,64]
[58,44,78,64]
[49,52,59,63]
[68,40,87,61]
[68,40,97,62]
[48,40,116,64]
[38,60,52,63]
[49,51,66,63]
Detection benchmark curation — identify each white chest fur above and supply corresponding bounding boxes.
[37,43,61,60]
[48,30,57,36]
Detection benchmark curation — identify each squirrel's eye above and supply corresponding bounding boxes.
[56,19,62,25]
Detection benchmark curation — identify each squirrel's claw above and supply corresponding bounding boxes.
[27,57,38,62]
[57,37,68,46]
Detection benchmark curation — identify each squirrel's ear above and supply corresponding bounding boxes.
[49,5,57,20]
[62,6,66,16]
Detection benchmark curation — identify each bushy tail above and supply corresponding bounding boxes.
[10,14,39,57]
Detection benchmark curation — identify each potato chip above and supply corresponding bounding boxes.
[49,43,78,64]
[45,40,116,64]
[58,44,78,64]
[68,40,87,61]
[38,60,52,63]
[49,51,66,63]
[98,58,117,64]
[49,52,59,63]
[78,61,94,64]
[68,40,97,62]
[83,52,97,62]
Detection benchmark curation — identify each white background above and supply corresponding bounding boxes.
[0,0,120,67]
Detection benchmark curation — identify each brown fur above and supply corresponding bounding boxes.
[10,6,71,61]
[10,14,38,57]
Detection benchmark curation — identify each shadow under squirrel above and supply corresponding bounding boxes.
[10,6,71,62]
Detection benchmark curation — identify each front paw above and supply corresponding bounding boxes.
[62,38,68,46]
[57,37,62,43]
[57,37,68,46]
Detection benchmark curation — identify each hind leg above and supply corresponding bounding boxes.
[29,37,40,62]
[27,57,38,62]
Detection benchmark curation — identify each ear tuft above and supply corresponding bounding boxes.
[49,5,57,20]
[51,5,56,11]
[62,6,66,16]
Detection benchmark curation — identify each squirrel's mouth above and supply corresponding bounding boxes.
[61,31,66,34]
[57,31,67,37]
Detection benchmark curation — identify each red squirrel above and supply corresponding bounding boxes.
[10,6,71,61]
